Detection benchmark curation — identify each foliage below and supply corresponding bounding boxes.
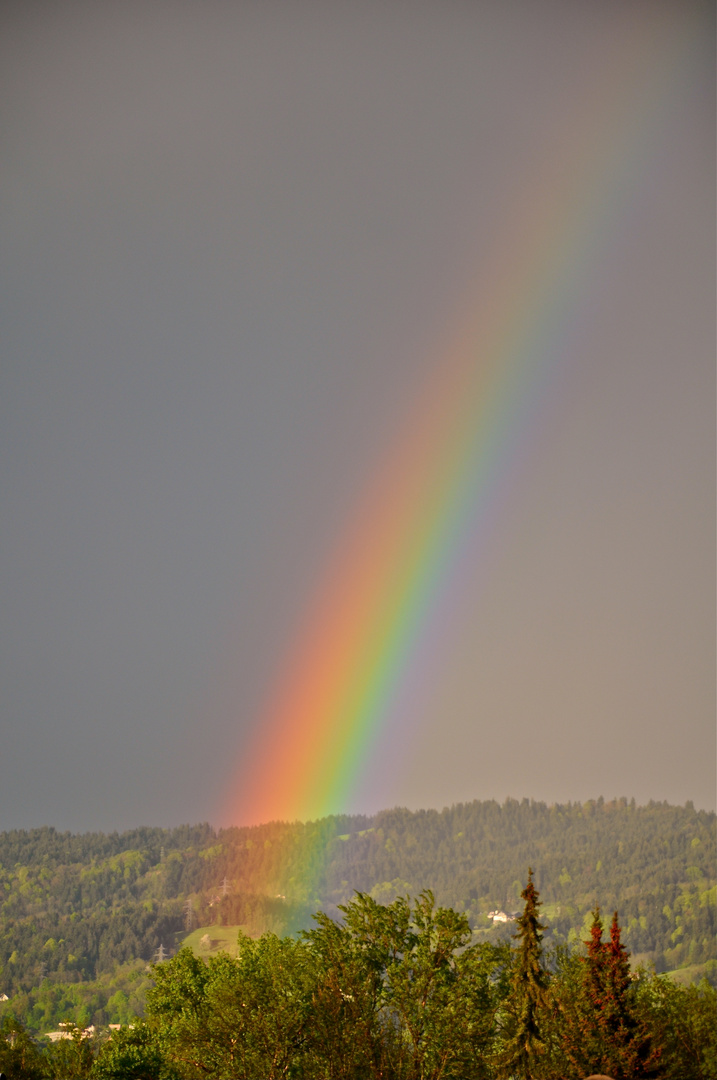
[143,891,511,1080]
[496,869,549,1080]
[600,911,660,1078]
[549,909,660,1079]
[0,876,712,1078]
[305,890,510,1079]
[147,938,317,1080]
[0,961,153,1035]
[42,1021,96,1079]
[91,1021,169,1080]
[0,798,713,1035]
[637,975,717,1080]
[0,1014,44,1079]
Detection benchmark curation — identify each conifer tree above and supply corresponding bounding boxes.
[573,909,659,1080]
[585,907,606,1009]
[498,868,549,1080]
[578,907,608,1069]
[603,910,632,1041]
[601,911,660,1079]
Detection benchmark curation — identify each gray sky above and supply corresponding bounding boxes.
[1,0,714,832]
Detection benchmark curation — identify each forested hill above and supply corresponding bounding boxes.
[0,799,714,1011]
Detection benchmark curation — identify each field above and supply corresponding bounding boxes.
[179,924,248,957]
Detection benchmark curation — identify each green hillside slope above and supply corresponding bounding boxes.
[0,798,713,1032]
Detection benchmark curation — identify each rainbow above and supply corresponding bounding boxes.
[223,12,703,830]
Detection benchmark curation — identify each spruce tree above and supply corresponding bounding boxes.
[603,910,632,1042]
[602,911,660,1079]
[577,909,660,1080]
[585,908,606,1009]
[580,907,608,1069]
[498,868,549,1080]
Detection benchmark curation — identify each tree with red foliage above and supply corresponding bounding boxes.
[585,908,607,1006]
[578,909,660,1080]
[578,907,609,1069]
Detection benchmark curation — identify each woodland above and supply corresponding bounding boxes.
[0,876,714,1079]
[0,797,713,1059]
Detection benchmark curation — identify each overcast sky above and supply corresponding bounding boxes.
[1,0,714,833]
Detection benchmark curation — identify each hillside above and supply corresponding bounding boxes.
[0,798,713,1030]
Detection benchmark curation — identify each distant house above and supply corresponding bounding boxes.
[488,910,516,923]
[46,1023,94,1042]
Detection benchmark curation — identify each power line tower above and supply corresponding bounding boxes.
[183,898,195,932]
[219,876,230,898]
[155,943,168,963]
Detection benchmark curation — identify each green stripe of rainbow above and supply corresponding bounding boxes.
[224,10,704,829]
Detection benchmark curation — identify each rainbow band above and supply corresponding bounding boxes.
[226,12,703,828]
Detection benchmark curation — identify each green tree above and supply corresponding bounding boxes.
[147,938,317,1079]
[43,1022,95,1079]
[541,943,586,1079]
[91,1022,168,1080]
[497,868,549,1080]
[303,904,388,1079]
[637,976,717,1080]
[306,890,508,1080]
[378,891,505,1080]
[0,1015,44,1080]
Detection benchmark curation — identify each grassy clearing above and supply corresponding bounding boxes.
[661,961,716,986]
[178,925,248,957]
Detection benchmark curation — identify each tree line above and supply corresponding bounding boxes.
[0,876,714,1079]
[0,798,713,1014]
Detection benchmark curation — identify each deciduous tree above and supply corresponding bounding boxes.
[0,1015,44,1080]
